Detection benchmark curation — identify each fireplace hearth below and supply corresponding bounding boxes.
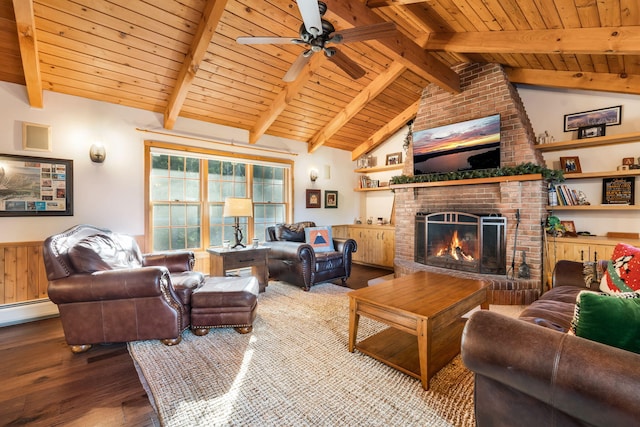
[415,212,507,275]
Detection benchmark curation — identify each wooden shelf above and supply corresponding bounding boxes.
[547,204,640,211]
[562,169,640,179]
[390,173,542,190]
[354,163,404,173]
[354,186,394,192]
[534,131,640,152]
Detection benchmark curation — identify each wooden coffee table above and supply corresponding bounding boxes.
[348,271,489,390]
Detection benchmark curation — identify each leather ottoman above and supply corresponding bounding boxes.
[190,276,259,335]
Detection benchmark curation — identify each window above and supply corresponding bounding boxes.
[147,142,291,252]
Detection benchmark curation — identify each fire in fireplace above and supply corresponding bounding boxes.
[415,212,507,275]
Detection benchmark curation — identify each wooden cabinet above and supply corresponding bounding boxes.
[544,236,626,287]
[546,237,616,264]
[333,224,395,268]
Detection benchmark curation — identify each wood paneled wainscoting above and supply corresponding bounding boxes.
[0,241,57,326]
[0,241,49,304]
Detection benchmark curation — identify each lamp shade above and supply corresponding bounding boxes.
[223,197,253,217]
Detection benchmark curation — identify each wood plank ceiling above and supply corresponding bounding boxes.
[2,0,640,159]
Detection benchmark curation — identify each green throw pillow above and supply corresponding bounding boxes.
[572,291,640,354]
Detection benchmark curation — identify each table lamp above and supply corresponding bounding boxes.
[223,197,253,248]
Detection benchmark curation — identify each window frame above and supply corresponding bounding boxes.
[144,140,294,252]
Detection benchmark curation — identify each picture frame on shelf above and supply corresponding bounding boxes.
[623,157,635,166]
[560,220,577,237]
[577,124,606,139]
[602,177,635,205]
[305,189,321,208]
[385,152,402,166]
[0,153,73,216]
[324,190,338,208]
[560,156,582,173]
[564,105,622,132]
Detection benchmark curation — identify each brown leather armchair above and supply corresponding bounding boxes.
[263,222,357,291]
[43,224,204,353]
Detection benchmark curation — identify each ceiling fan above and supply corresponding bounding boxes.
[236,0,396,82]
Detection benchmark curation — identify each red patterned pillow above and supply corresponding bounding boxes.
[600,243,640,294]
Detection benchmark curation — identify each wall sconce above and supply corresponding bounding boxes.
[309,168,318,182]
[89,143,106,163]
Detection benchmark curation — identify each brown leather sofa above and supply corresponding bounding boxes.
[263,222,357,291]
[43,224,204,353]
[461,260,640,427]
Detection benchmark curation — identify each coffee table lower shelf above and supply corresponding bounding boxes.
[354,320,466,382]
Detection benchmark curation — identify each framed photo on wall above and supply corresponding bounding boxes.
[564,105,622,132]
[324,190,338,208]
[0,153,73,216]
[306,189,321,208]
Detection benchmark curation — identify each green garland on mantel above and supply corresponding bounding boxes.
[390,162,564,185]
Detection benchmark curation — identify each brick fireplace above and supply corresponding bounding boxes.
[393,63,547,305]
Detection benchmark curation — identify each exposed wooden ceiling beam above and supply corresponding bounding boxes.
[163,0,227,130]
[351,99,419,160]
[308,62,407,153]
[12,0,42,108]
[505,68,640,95]
[425,27,640,55]
[367,0,426,7]
[249,54,324,144]
[323,0,460,94]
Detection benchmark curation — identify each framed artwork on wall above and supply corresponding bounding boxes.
[325,190,338,208]
[306,189,321,208]
[564,105,622,132]
[0,153,73,216]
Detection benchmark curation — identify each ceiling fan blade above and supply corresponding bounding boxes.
[328,49,366,80]
[297,0,323,36]
[333,22,396,44]
[283,51,313,82]
[236,36,298,45]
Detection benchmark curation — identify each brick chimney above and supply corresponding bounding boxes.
[394,63,548,304]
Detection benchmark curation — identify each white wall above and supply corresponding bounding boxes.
[0,82,357,243]
[517,85,640,236]
[357,126,408,224]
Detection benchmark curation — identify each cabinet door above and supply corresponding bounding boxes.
[568,243,594,262]
[589,243,614,263]
[348,228,366,263]
[378,229,395,267]
[332,225,348,239]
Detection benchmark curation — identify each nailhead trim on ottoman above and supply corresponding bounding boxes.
[190,276,259,335]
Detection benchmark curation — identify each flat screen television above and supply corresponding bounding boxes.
[412,114,501,175]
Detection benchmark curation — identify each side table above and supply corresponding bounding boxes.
[207,246,270,292]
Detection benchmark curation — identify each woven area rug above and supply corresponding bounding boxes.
[128,281,477,427]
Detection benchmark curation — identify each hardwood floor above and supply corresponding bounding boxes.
[0,264,390,426]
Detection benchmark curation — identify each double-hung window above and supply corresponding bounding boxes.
[146,141,292,252]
